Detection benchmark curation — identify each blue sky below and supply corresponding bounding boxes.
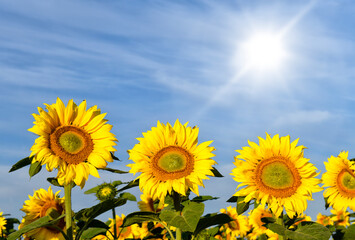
[0,0,355,222]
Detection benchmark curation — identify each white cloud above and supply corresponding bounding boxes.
[274,110,331,126]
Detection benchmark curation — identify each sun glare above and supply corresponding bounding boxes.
[242,32,286,71]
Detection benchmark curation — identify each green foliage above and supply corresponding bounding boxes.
[194,213,232,236]
[343,224,355,240]
[236,196,250,215]
[160,201,204,232]
[122,211,160,227]
[81,227,107,240]
[191,195,219,202]
[120,192,137,201]
[29,161,42,177]
[211,167,223,177]
[98,167,128,174]
[7,215,65,240]
[9,156,33,172]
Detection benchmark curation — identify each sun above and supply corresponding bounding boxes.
[241,32,286,71]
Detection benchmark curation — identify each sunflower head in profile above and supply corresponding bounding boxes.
[96,183,117,202]
[322,151,355,212]
[137,192,165,213]
[330,209,350,227]
[127,119,216,200]
[219,206,250,239]
[0,211,6,236]
[19,186,65,240]
[28,98,117,188]
[316,213,333,226]
[231,133,322,218]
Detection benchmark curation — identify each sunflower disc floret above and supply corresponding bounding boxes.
[127,119,216,200]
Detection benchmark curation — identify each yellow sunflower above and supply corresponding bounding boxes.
[330,209,350,227]
[231,133,322,218]
[248,205,274,239]
[127,119,216,199]
[138,192,165,213]
[28,98,117,188]
[0,212,6,236]
[19,186,65,240]
[106,214,135,240]
[219,206,250,238]
[322,151,355,211]
[316,213,333,226]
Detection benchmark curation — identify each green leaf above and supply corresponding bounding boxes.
[194,213,232,235]
[324,196,330,210]
[236,196,250,215]
[226,196,238,203]
[7,215,65,240]
[261,217,276,224]
[29,161,42,177]
[112,180,123,187]
[122,211,160,227]
[160,201,204,232]
[211,167,223,177]
[9,156,33,172]
[265,223,286,236]
[111,152,120,161]
[98,167,128,174]
[191,195,218,202]
[285,222,331,240]
[120,192,136,201]
[343,224,355,240]
[116,180,139,193]
[74,198,127,240]
[81,227,107,239]
[75,197,127,222]
[84,185,101,195]
[47,177,62,187]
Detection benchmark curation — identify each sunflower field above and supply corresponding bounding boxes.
[2,98,355,240]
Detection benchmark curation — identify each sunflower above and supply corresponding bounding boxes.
[19,186,65,240]
[231,133,322,218]
[106,214,135,240]
[316,213,333,226]
[28,98,117,188]
[322,151,355,211]
[248,205,274,239]
[96,183,117,202]
[127,119,216,200]
[138,192,165,213]
[219,206,250,238]
[330,209,350,227]
[0,212,6,236]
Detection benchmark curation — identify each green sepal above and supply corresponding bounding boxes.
[7,215,65,240]
[160,201,205,232]
[29,161,42,177]
[211,167,223,177]
[194,213,232,236]
[226,196,238,202]
[121,211,160,227]
[84,185,101,195]
[9,156,33,172]
[324,196,330,210]
[110,152,120,161]
[236,196,250,215]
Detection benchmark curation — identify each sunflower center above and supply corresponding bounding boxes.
[152,146,194,181]
[50,125,94,165]
[337,169,355,197]
[228,220,240,230]
[255,156,301,198]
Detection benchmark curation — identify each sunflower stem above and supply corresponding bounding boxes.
[276,214,285,240]
[64,184,73,240]
[112,207,117,240]
[172,191,182,240]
